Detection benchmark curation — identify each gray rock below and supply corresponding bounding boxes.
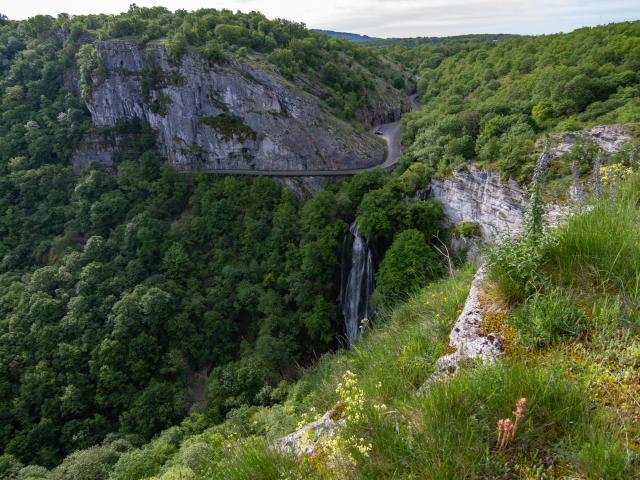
[273,177,326,198]
[430,166,526,242]
[77,40,398,173]
[419,265,502,394]
[552,124,631,156]
[430,166,569,243]
[277,405,344,456]
[71,129,125,174]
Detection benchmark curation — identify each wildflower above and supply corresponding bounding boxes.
[512,398,527,439]
[594,152,602,196]
[600,163,632,185]
[495,397,528,450]
[500,419,513,449]
[532,142,551,185]
[496,419,505,448]
[373,402,387,412]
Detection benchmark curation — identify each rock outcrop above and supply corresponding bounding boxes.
[552,124,632,156]
[75,40,397,173]
[418,265,501,393]
[430,166,570,243]
[429,126,632,243]
[278,405,344,456]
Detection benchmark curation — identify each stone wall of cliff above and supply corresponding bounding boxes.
[430,166,575,243]
[430,123,633,243]
[74,40,398,173]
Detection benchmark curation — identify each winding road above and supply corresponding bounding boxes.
[191,92,420,177]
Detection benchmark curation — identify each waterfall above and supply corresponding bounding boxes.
[340,221,374,348]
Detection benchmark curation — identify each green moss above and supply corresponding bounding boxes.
[454,221,481,238]
[148,93,172,116]
[200,114,256,141]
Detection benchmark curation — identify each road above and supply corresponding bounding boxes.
[190,92,420,177]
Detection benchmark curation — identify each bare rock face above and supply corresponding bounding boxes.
[430,167,526,242]
[418,265,502,393]
[429,126,632,243]
[277,405,344,456]
[430,166,571,243]
[76,40,391,173]
[552,124,632,156]
[71,130,118,174]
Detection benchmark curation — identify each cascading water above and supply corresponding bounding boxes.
[340,221,374,348]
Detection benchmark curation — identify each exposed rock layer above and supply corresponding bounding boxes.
[552,124,631,156]
[430,167,525,242]
[430,166,573,242]
[278,405,344,455]
[75,41,398,173]
[418,265,501,393]
[429,126,632,242]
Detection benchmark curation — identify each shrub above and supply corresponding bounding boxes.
[109,441,175,480]
[0,455,22,479]
[509,288,586,348]
[76,44,102,101]
[209,437,301,480]
[48,446,118,480]
[487,235,553,304]
[374,229,441,306]
[16,465,47,479]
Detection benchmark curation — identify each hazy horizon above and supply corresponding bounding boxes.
[2,1,639,38]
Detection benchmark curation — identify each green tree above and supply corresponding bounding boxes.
[374,229,441,305]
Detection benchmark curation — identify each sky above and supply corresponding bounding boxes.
[1,0,639,38]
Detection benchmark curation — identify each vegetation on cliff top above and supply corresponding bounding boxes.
[78,6,406,121]
[396,20,640,183]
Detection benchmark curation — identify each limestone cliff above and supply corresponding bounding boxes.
[430,166,569,243]
[430,167,526,242]
[430,125,633,243]
[551,124,632,156]
[74,40,397,173]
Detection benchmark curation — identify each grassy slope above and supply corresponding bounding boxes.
[46,177,640,478]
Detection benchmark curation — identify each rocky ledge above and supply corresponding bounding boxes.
[430,125,632,243]
[552,124,632,156]
[430,166,569,243]
[418,265,502,393]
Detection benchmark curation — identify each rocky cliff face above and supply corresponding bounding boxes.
[431,126,633,243]
[75,41,393,173]
[552,124,631,156]
[430,166,569,242]
[430,167,527,242]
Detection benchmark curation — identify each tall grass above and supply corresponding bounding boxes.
[286,266,475,414]
[546,178,640,297]
[342,360,631,479]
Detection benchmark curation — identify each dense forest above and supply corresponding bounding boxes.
[0,7,441,469]
[0,5,639,479]
[393,21,640,184]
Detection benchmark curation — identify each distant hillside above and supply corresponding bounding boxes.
[314,29,380,43]
[396,21,640,183]
[370,33,522,48]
